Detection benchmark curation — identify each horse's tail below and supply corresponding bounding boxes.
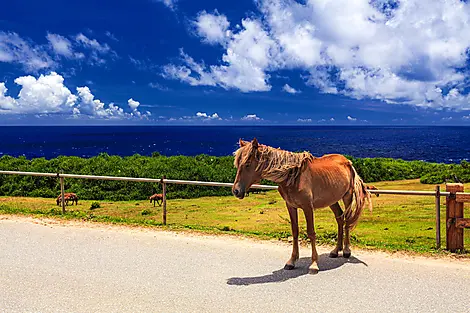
[344,162,372,231]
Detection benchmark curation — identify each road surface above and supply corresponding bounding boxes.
[1,216,470,312]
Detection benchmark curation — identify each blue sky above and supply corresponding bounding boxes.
[1,0,470,125]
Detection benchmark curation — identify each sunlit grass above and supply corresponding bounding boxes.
[1,179,469,255]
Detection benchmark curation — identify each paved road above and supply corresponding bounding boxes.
[1,217,470,313]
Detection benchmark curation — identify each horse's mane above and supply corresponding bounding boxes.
[234,143,314,186]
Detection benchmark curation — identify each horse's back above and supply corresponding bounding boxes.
[310,154,352,170]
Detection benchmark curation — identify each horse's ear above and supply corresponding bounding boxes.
[251,138,259,148]
[239,138,247,147]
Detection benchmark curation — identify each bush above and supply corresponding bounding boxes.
[141,209,152,216]
[90,201,101,210]
[0,153,468,201]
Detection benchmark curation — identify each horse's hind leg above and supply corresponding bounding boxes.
[284,204,299,270]
[329,202,344,258]
[342,191,354,258]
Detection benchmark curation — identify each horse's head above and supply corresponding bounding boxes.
[232,138,263,199]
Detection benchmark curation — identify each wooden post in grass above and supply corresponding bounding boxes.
[60,175,66,214]
[161,175,167,225]
[435,185,441,249]
[446,183,464,252]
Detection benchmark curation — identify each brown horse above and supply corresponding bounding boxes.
[232,138,371,274]
[149,193,163,207]
[56,193,79,206]
[366,185,380,197]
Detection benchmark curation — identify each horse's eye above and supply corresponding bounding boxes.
[246,163,251,169]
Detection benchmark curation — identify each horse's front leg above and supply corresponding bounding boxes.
[303,206,319,274]
[284,204,299,270]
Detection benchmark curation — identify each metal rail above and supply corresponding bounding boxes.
[0,170,460,195]
[1,170,468,250]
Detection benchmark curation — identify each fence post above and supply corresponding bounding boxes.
[435,185,441,249]
[446,183,464,252]
[161,175,167,225]
[60,175,66,214]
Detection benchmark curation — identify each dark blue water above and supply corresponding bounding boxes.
[0,126,468,163]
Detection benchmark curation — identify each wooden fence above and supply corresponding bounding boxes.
[0,170,469,252]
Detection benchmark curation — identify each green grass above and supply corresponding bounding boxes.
[1,179,469,256]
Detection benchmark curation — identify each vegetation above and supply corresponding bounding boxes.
[1,179,469,255]
[0,153,469,200]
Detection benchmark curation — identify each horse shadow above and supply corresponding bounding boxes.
[226,253,367,286]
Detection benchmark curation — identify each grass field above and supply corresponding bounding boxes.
[1,179,469,255]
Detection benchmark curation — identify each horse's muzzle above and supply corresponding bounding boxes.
[232,187,245,199]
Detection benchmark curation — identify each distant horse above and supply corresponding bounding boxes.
[232,138,371,274]
[245,188,264,196]
[56,193,79,206]
[366,185,380,197]
[149,193,163,207]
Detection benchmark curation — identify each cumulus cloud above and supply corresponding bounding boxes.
[164,17,278,92]
[164,0,470,110]
[196,112,221,120]
[0,72,149,119]
[347,116,357,121]
[283,84,300,94]
[0,32,54,71]
[194,10,230,45]
[127,98,140,110]
[241,114,262,121]
[297,118,312,122]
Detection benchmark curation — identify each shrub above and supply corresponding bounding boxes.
[90,201,101,210]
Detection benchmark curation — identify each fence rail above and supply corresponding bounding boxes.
[0,170,469,252]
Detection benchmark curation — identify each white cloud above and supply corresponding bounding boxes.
[196,112,221,120]
[74,33,115,65]
[283,84,300,94]
[105,31,118,42]
[75,33,110,53]
[347,115,357,121]
[164,17,278,92]
[154,0,177,10]
[241,114,262,121]
[330,118,335,121]
[148,82,169,91]
[46,33,84,60]
[0,72,149,119]
[0,83,17,112]
[0,32,54,71]
[128,98,140,111]
[165,0,470,110]
[297,118,312,122]
[194,10,230,45]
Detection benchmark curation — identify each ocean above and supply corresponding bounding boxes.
[0,126,469,163]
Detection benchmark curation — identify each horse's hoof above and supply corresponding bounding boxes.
[284,264,295,270]
[308,267,319,275]
[343,252,351,258]
[329,252,338,258]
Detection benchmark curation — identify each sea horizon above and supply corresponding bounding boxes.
[0,126,469,163]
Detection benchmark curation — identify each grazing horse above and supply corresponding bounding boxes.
[149,193,163,207]
[56,193,79,206]
[232,138,371,274]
